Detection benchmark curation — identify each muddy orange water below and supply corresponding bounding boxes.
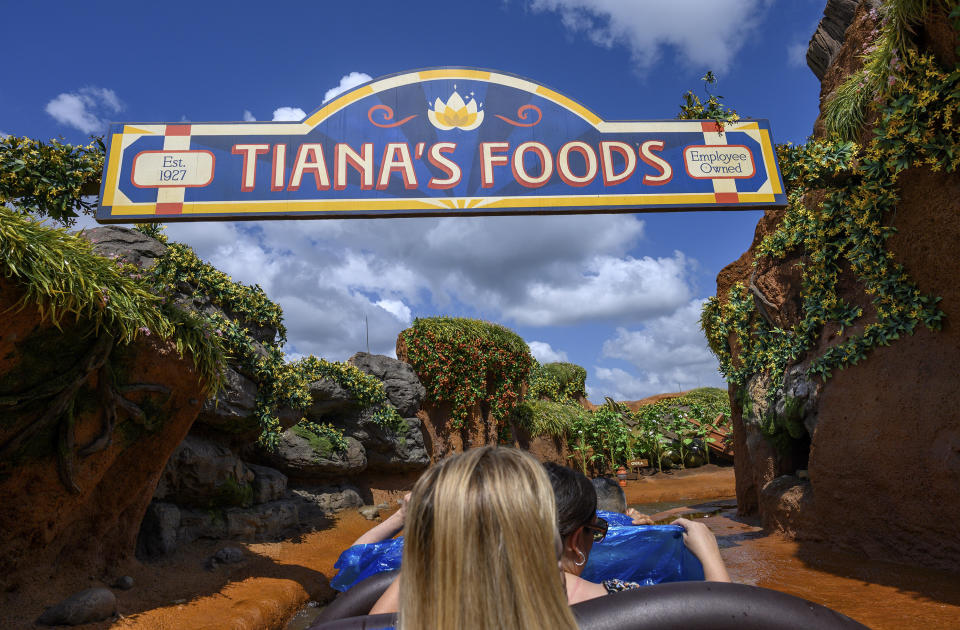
[10,466,959,629]
[689,507,960,629]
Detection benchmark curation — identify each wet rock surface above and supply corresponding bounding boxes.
[113,575,135,591]
[307,377,361,418]
[138,353,429,557]
[265,432,368,478]
[358,505,381,520]
[37,587,117,626]
[249,463,288,504]
[137,502,182,558]
[213,546,245,564]
[290,484,365,521]
[196,366,259,433]
[138,499,302,558]
[353,413,429,473]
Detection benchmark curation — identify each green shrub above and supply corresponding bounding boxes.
[511,399,585,438]
[400,317,532,429]
[528,361,587,403]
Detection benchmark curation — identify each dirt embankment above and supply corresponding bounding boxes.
[623,464,735,505]
[579,390,692,412]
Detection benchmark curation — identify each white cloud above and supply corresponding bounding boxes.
[376,298,412,324]
[162,222,414,360]
[527,0,772,72]
[787,42,808,67]
[529,341,569,363]
[242,109,257,122]
[502,252,691,326]
[323,72,373,103]
[272,107,306,121]
[0,130,9,138]
[162,212,682,362]
[591,298,725,400]
[45,87,123,134]
[275,292,403,359]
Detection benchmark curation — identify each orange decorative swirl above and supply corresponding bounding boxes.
[368,104,418,128]
[495,104,542,127]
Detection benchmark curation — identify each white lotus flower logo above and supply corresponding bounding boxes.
[428,90,483,131]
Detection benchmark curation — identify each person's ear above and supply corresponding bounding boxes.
[567,526,587,554]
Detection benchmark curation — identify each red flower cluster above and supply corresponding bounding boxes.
[400,319,532,429]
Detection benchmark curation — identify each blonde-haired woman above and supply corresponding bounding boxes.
[369,446,579,630]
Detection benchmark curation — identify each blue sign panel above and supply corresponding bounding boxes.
[96,68,786,222]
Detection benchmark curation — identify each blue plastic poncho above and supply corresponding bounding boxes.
[331,515,703,591]
[581,521,704,584]
[598,509,635,526]
[331,537,405,591]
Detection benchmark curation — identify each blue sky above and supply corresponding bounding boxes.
[1,0,826,401]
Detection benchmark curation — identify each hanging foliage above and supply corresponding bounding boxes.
[701,5,956,443]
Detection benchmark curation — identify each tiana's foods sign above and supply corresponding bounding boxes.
[96,68,786,222]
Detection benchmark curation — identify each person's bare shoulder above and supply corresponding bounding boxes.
[564,574,609,605]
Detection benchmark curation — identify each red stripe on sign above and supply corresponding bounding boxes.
[155,202,183,214]
[165,124,191,136]
[714,192,739,203]
[700,121,721,133]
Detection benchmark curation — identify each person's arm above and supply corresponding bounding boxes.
[673,517,731,582]
[626,507,654,525]
[370,576,400,614]
[351,494,409,547]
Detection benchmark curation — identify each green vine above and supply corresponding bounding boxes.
[0,206,224,389]
[823,0,960,141]
[150,241,286,343]
[702,12,956,443]
[399,317,532,429]
[0,136,103,226]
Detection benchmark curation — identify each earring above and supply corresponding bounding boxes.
[574,549,586,567]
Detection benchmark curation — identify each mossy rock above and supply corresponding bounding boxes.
[292,424,335,458]
[209,478,254,509]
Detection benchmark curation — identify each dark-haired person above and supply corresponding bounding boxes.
[591,476,654,525]
[544,463,729,605]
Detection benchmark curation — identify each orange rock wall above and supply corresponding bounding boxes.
[0,280,206,591]
[721,1,960,570]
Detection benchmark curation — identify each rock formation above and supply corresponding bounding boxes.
[719,1,960,570]
[806,0,862,81]
[137,350,430,557]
